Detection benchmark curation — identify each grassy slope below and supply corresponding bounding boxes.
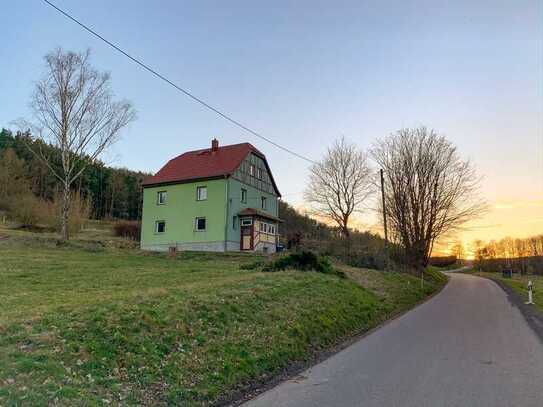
[0,226,446,406]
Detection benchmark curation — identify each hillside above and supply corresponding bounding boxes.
[0,128,149,220]
[0,224,446,406]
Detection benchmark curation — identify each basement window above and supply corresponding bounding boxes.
[155,220,166,234]
[195,217,206,231]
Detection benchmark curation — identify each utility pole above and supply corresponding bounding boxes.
[380,169,389,270]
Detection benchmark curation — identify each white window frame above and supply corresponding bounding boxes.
[241,218,252,226]
[258,222,276,235]
[157,191,167,205]
[195,217,206,231]
[155,220,166,234]
[261,196,267,210]
[257,167,263,180]
[249,164,255,176]
[196,186,207,201]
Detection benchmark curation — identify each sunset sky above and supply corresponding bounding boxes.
[1,0,541,251]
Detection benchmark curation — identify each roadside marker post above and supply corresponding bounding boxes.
[526,280,535,305]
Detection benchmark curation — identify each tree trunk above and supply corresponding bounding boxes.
[60,183,70,242]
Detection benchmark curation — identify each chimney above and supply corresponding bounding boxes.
[211,138,219,152]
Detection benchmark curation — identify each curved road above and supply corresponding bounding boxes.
[245,273,543,407]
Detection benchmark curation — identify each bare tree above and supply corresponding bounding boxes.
[450,240,465,262]
[21,48,135,241]
[304,137,374,238]
[371,127,486,271]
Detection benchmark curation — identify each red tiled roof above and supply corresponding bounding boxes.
[142,142,281,196]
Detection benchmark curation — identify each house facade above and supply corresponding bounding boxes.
[140,139,281,253]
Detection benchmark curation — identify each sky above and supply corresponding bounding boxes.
[1,0,542,252]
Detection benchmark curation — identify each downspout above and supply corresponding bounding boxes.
[224,175,229,252]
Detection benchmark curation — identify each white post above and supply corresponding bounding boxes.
[526,280,535,305]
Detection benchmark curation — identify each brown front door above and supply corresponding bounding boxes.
[240,218,253,250]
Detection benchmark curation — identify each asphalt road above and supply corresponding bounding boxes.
[244,273,543,407]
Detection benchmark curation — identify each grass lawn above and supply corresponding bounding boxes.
[0,225,447,406]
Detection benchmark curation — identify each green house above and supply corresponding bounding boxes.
[140,139,281,252]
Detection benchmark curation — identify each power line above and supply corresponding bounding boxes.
[41,0,317,165]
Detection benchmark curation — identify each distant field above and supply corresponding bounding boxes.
[0,225,446,406]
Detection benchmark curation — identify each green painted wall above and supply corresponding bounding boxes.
[141,178,228,249]
[226,178,278,243]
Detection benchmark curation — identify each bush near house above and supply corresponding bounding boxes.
[0,224,447,406]
[113,220,141,241]
[262,251,343,277]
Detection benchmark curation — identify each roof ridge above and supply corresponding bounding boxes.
[185,142,254,154]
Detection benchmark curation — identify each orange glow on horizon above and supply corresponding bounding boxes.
[290,199,543,257]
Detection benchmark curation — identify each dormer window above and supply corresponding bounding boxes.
[257,168,263,179]
[249,164,255,176]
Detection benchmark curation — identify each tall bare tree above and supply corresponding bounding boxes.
[371,127,486,270]
[305,137,374,238]
[22,48,135,241]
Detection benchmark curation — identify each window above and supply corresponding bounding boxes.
[157,191,167,205]
[232,216,237,229]
[196,186,207,201]
[195,217,206,231]
[241,188,247,204]
[258,222,276,235]
[249,164,255,176]
[261,196,267,210]
[241,218,252,226]
[257,168,263,180]
[155,220,166,233]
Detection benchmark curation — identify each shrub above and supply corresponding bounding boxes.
[429,256,458,268]
[263,251,344,277]
[113,220,141,241]
[9,193,44,227]
[31,191,91,235]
